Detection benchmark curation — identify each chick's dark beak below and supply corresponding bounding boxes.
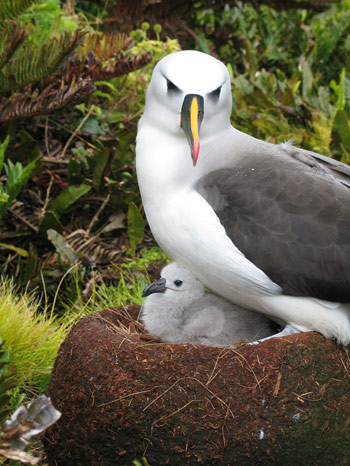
[142,277,166,297]
[180,94,204,166]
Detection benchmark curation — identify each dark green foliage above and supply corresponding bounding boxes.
[0,339,19,424]
[0,136,41,219]
[191,2,350,161]
[0,0,36,21]
[0,1,154,288]
[0,1,152,123]
[127,202,145,257]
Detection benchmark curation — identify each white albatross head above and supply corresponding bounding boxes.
[140,50,232,166]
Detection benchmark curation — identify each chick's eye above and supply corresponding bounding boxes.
[174,280,183,287]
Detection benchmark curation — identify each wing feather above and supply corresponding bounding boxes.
[196,150,350,302]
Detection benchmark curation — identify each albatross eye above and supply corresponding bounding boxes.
[209,86,222,101]
[166,79,180,93]
[174,280,183,287]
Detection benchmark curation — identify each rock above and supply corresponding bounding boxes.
[43,307,350,465]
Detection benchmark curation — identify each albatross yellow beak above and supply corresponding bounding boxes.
[180,94,204,166]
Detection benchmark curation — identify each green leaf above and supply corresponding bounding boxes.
[281,87,296,108]
[0,376,18,393]
[302,61,313,103]
[335,68,346,112]
[127,202,145,256]
[20,242,40,285]
[47,229,78,265]
[38,210,63,236]
[92,147,110,192]
[0,155,41,218]
[49,184,91,218]
[0,191,9,203]
[331,109,350,155]
[0,350,10,368]
[6,155,41,200]
[0,135,10,172]
[68,158,83,184]
[0,242,28,257]
[80,117,101,135]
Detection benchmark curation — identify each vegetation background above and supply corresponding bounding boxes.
[0,0,350,463]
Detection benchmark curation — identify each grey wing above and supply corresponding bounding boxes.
[196,150,350,302]
[288,145,350,188]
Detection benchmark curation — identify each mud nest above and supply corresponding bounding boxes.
[43,306,350,465]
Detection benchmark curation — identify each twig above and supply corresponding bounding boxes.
[97,388,157,408]
[144,376,235,420]
[189,376,235,420]
[7,206,38,232]
[41,156,68,164]
[206,348,231,386]
[143,378,181,412]
[181,22,202,43]
[41,175,54,219]
[152,399,199,426]
[273,372,282,397]
[49,116,98,150]
[45,117,50,156]
[230,348,262,391]
[338,354,350,380]
[61,105,94,158]
[86,193,111,236]
[292,391,323,402]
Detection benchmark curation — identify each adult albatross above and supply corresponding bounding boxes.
[136,50,350,344]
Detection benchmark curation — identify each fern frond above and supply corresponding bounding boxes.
[90,52,153,81]
[65,229,127,264]
[64,50,152,84]
[0,28,86,93]
[62,31,151,83]
[0,78,95,122]
[78,32,130,62]
[0,20,27,71]
[0,0,36,21]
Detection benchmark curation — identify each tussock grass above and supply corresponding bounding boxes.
[0,279,68,392]
[0,248,166,395]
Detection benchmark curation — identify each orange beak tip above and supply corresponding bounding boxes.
[193,140,199,166]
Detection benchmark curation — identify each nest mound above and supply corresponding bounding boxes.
[43,306,350,465]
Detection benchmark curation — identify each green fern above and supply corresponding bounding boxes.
[0,29,86,92]
[0,0,151,122]
[0,0,36,21]
[0,20,26,70]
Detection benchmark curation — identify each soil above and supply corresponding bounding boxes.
[43,306,350,465]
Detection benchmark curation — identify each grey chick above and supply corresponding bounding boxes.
[141,262,274,346]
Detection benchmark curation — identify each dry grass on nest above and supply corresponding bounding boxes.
[95,306,161,343]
